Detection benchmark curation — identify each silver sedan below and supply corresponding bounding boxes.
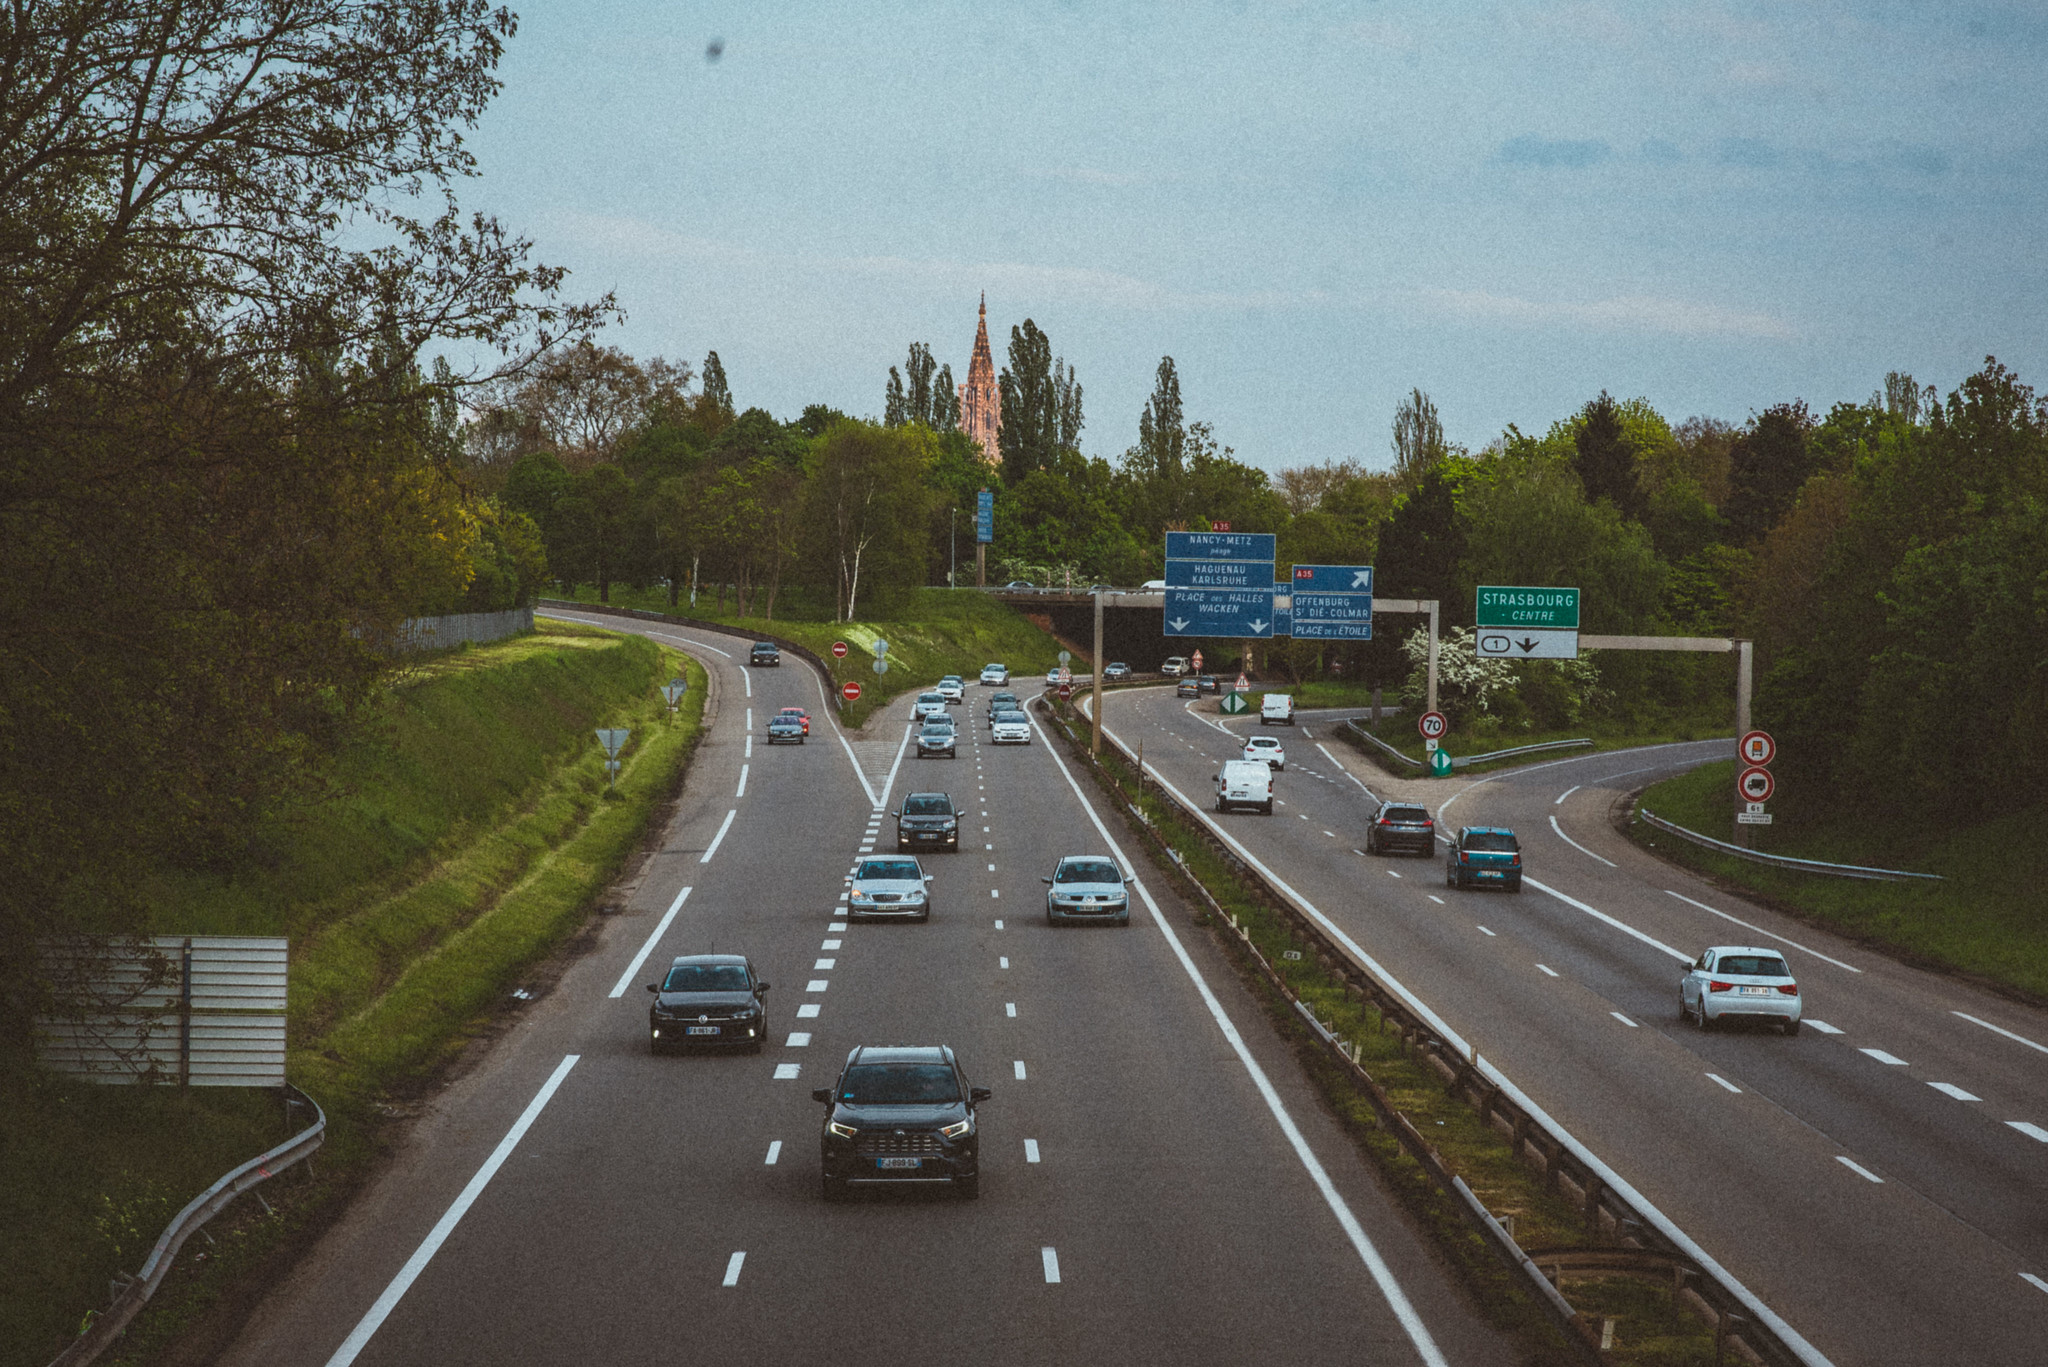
[848,856,934,922]
[1041,855,1134,927]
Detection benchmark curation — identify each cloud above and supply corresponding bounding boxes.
[1639,138,1684,164]
[1497,136,1613,168]
[1418,288,1794,340]
[1717,136,1781,169]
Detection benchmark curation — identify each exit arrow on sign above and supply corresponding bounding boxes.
[1517,637,1541,653]
[1248,619,1268,632]
[1168,617,1189,631]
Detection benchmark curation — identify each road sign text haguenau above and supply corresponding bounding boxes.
[1476,586,1580,629]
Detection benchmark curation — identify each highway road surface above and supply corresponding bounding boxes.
[216,617,1515,1367]
[1087,686,2048,1367]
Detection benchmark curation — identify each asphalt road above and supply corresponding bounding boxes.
[1092,687,2048,1367]
[216,621,1515,1367]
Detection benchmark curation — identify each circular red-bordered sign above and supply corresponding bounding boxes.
[840,681,861,702]
[1058,683,1073,699]
[1739,730,1776,766]
[831,641,848,659]
[1738,766,1775,802]
[1418,711,1448,741]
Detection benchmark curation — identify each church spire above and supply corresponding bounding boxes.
[961,295,1001,465]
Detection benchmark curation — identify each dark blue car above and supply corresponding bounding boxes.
[1446,827,1522,892]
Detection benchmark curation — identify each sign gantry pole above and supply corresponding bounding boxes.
[1735,639,1754,845]
[1092,590,1105,756]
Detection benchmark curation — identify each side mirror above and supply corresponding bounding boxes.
[756,983,770,994]
[1211,774,1219,782]
[970,1086,992,1103]
[645,983,659,994]
[924,874,934,882]
[811,1087,833,1104]
[892,810,901,818]
[1041,876,1053,884]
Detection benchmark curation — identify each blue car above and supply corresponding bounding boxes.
[1446,827,1522,892]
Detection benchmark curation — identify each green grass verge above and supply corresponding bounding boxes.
[558,585,1063,729]
[1342,712,1731,778]
[1631,761,2048,1002]
[1044,710,1722,1365]
[2,621,704,1367]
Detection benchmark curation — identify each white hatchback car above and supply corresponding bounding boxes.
[936,675,964,701]
[991,709,1031,744]
[1242,735,1286,770]
[913,692,949,721]
[1680,946,1803,1034]
[979,663,1009,686]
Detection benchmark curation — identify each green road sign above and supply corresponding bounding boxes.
[1476,586,1580,630]
[1429,748,1453,777]
[1219,690,1249,715]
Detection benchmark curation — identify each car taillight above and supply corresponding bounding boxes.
[1377,817,1390,826]
[1708,980,1732,993]
[1422,820,1433,828]
[1509,854,1521,866]
[1777,983,1800,996]
[1459,851,1470,864]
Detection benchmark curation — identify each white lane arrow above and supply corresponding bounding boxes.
[1168,617,1190,631]
[1351,570,1371,587]
[1249,619,1269,632]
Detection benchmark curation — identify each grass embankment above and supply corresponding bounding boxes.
[2,620,704,1367]
[1038,707,1720,1365]
[1344,712,1731,778]
[559,584,1062,729]
[1632,761,2048,1002]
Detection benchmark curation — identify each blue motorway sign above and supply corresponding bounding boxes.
[1288,564,1373,640]
[975,489,994,544]
[1165,558,1267,589]
[1290,564,1373,594]
[1164,531,1276,564]
[1163,588,1277,638]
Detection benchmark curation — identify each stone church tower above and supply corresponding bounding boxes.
[959,293,1001,466]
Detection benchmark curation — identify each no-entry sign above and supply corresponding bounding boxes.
[840,681,861,702]
[1738,766,1775,802]
[831,641,848,659]
[1057,683,1073,700]
[1739,730,1776,766]
[1418,711,1448,741]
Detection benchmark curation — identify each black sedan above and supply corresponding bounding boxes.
[814,1045,989,1200]
[646,955,770,1053]
[1366,801,1436,856]
[895,792,960,851]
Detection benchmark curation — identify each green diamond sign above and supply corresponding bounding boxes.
[1219,691,1250,715]
[1429,748,1453,777]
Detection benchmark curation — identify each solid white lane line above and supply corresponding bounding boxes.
[1006,1003,1016,1017]
[1524,878,1689,962]
[1555,785,1579,805]
[814,958,835,970]
[1014,1060,1027,1079]
[1611,1012,1639,1028]
[1549,815,1617,867]
[742,671,751,697]
[1477,926,1496,936]
[1033,709,1453,1367]
[787,1032,812,1047]
[2023,1272,2048,1295]
[796,1004,820,1018]
[806,979,828,992]
[1804,1019,1844,1034]
[1707,1073,1742,1094]
[1536,964,1559,977]
[765,1140,781,1165]
[723,1251,746,1287]
[1664,891,1861,972]
[1042,1247,1061,1284]
[1024,1138,1040,1162]
[1953,1011,2048,1056]
[1927,1082,1979,1101]
[1836,1156,1884,1183]
[1860,1048,1908,1066]
[608,886,693,998]
[1316,742,1379,802]
[773,1063,800,1079]
[2008,1121,2048,1143]
[699,809,737,864]
[322,1055,580,1367]
[736,763,748,798]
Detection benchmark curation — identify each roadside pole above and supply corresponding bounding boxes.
[976,542,985,588]
[1735,640,1753,846]
[1092,590,1105,756]
[1371,598,1440,715]
[1426,599,1440,716]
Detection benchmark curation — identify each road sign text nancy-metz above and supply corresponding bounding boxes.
[1476,586,1580,629]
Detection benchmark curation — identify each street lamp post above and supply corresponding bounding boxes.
[949,506,958,589]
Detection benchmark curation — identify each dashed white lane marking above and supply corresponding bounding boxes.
[322,1054,580,1367]
[1836,1156,1884,1183]
[2009,1121,2048,1143]
[1006,1002,1016,1017]
[745,735,752,758]
[1014,1060,1027,1079]
[1427,895,1444,905]
[1386,870,1402,879]
[1860,1048,1908,1066]
[806,980,828,992]
[1536,964,1559,978]
[1477,926,1496,936]
[1928,1082,1980,1101]
[773,1063,801,1079]
[2023,1272,2048,1295]
[787,1032,812,1047]
[1323,830,1336,837]
[822,938,841,950]
[796,1004,820,1018]
[699,809,737,864]
[1665,891,1861,973]
[983,826,991,832]
[746,708,753,730]
[1805,1019,1844,1035]
[991,889,1000,899]
[1555,785,1579,805]
[828,921,847,932]
[1041,1247,1061,1284]
[736,764,749,798]
[608,885,693,998]
[1024,1139,1040,1163]
[1707,1073,1742,1093]
[814,958,835,970]
[995,919,1004,929]
[764,1141,781,1165]
[1549,815,1617,867]
[1611,1012,1639,1028]
[1953,1011,2048,1056]
[1299,813,1309,820]
[722,1251,746,1286]
[999,956,1009,969]
[986,843,994,850]
[988,862,996,871]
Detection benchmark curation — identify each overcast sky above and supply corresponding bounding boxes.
[464,1,2048,471]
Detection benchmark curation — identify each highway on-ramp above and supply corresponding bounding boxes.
[1090,686,2048,1367]
[216,617,1513,1367]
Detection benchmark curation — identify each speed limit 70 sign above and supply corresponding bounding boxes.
[1737,766,1775,803]
[1418,711,1448,741]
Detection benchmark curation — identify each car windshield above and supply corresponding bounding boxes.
[920,727,951,740]
[857,860,921,881]
[839,1063,960,1105]
[1386,807,1429,822]
[1248,738,1278,748]
[1056,860,1120,884]
[1464,832,1519,852]
[986,664,1004,671]
[995,711,1027,723]
[662,963,750,992]
[918,694,943,704]
[1718,955,1790,978]
[903,796,950,816]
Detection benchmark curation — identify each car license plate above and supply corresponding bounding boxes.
[686,1026,720,1036]
[876,1157,921,1170]
[1480,870,1501,878]
[1740,986,1773,996]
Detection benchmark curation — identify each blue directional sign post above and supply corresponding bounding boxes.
[975,488,994,544]
[1164,532,1276,637]
[1289,564,1374,640]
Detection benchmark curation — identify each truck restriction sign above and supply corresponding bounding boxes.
[841,681,861,702]
[1739,730,1776,766]
[1738,766,1775,802]
[831,641,848,659]
[1418,711,1448,741]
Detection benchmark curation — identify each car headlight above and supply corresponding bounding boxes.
[939,1117,974,1139]
[850,891,874,903]
[827,1121,858,1139]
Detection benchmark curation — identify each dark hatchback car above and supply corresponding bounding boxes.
[915,719,957,759]
[749,641,779,666]
[1176,674,1220,697]
[1366,801,1436,857]
[1446,827,1523,892]
[646,954,770,1053]
[894,792,960,852]
[766,712,805,744]
[813,1045,990,1201]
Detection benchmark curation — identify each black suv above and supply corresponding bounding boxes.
[894,792,960,851]
[749,641,780,666]
[813,1045,989,1200]
[1366,801,1436,857]
[646,954,769,1052]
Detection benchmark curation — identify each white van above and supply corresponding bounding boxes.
[1260,693,1295,725]
[1214,759,1274,814]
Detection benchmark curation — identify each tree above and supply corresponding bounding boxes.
[998,319,1059,483]
[1573,392,1640,516]
[932,364,960,432]
[1137,357,1186,479]
[1054,359,1084,450]
[702,351,734,422]
[801,422,936,620]
[885,367,908,427]
[482,341,691,466]
[1724,402,1816,544]
[1392,389,1447,483]
[1376,464,1466,609]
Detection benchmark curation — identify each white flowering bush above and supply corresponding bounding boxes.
[1398,626,1518,721]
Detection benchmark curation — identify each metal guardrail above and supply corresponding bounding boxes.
[50,1084,326,1367]
[1051,705,1821,1367]
[1639,809,1943,882]
[1340,719,1594,772]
